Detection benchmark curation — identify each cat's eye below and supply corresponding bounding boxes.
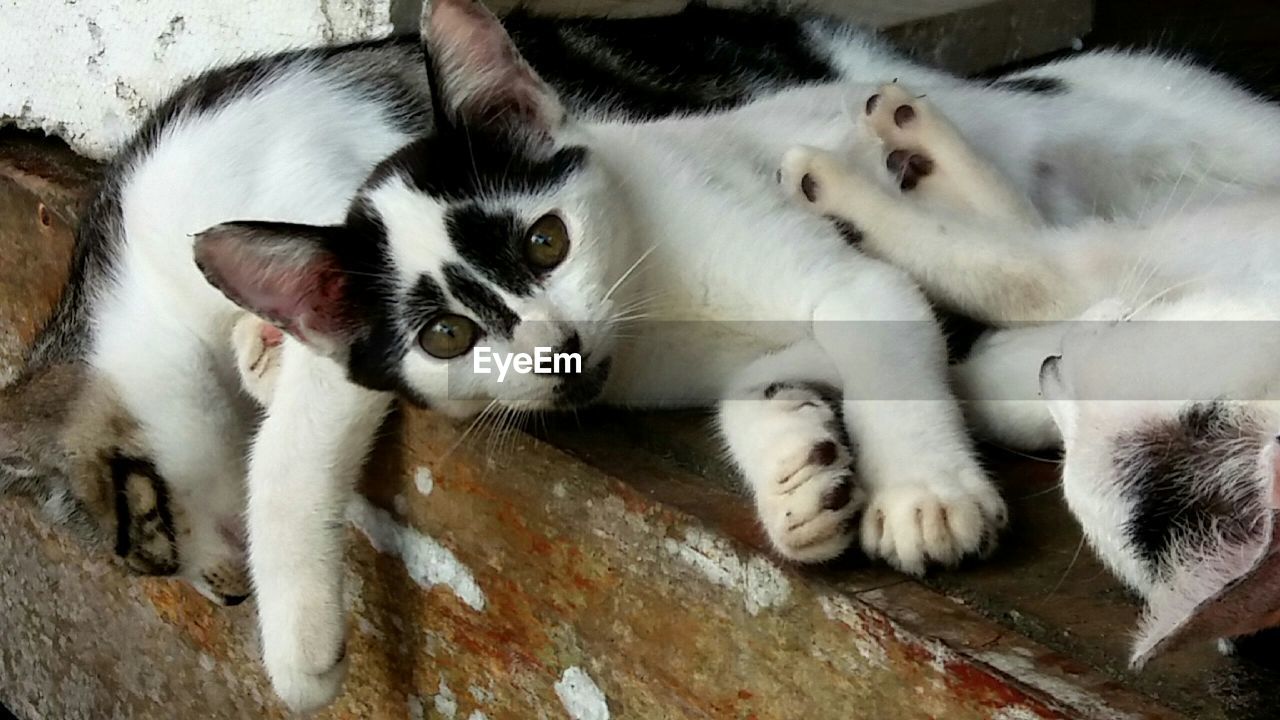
[525,213,570,270]
[419,314,479,359]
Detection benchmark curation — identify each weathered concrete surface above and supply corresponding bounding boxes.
[1,0,1090,158]
[0,135,1198,719]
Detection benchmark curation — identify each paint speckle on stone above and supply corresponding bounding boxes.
[407,694,426,720]
[555,666,609,720]
[414,466,435,496]
[992,708,1044,720]
[434,679,458,719]
[663,527,792,615]
[818,595,890,670]
[977,650,1141,720]
[469,685,495,704]
[346,497,485,611]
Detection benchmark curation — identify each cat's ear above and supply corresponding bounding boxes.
[420,0,564,144]
[194,221,362,357]
[1130,439,1280,666]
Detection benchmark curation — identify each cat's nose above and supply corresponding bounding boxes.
[556,332,582,359]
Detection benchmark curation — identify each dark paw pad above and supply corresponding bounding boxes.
[886,150,934,191]
[893,104,916,127]
[865,93,881,115]
[800,173,819,202]
[809,441,839,467]
[821,476,856,511]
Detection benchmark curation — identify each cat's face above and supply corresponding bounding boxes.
[193,0,632,418]
[0,365,250,604]
[1040,316,1280,666]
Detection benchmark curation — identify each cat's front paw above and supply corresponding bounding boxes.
[232,313,283,405]
[263,628,349,713]
[860,468,1007,576]
[721,383,867,562]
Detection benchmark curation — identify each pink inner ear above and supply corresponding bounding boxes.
[194,226,354,353]
[426,0,563,134]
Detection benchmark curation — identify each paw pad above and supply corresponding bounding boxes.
[800,173,819,203]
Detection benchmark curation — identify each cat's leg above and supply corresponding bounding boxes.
[90,311,255,604]
[718,340,865,562]
[776,254,1007,573]
[780,145,1088,324]
[861,82,1042,226]
[247,338,392,712]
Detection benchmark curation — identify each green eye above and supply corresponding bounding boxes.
[525,213,570,270]
[418,314,479,359]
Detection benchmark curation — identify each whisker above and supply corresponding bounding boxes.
[604,246,658,302]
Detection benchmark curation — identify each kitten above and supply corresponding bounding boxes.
[782,81,1280,665]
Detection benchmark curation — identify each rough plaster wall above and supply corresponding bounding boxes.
[0,0,419,158]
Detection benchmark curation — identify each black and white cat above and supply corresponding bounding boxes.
[783,80,1280,666]
[20,0,1280,711]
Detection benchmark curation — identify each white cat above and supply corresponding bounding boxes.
[783,80,1280,666]
[29,0,1280,710]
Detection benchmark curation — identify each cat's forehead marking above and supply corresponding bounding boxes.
[1113,402,1265,575]
[443,262,519,339]
[366,130,587,203]
[444,204,538,296]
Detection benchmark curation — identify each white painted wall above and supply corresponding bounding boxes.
[0,0,423,158]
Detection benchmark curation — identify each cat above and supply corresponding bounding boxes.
[4,2,870,618]
[7,1,951,710]
[25,0,1280,710]
[780,80,1280,666]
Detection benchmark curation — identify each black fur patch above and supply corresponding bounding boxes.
[371,132,588,206]
[989,76,1068,95]
[444,204,546,296]
[443,263,520,339]
[506,4,838,119]
[1114,402,1266,575]
[109,455,177,574]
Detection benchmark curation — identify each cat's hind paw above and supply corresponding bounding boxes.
[778,145,863,215]
[860,469,1007,576]
[862,82,939,191]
